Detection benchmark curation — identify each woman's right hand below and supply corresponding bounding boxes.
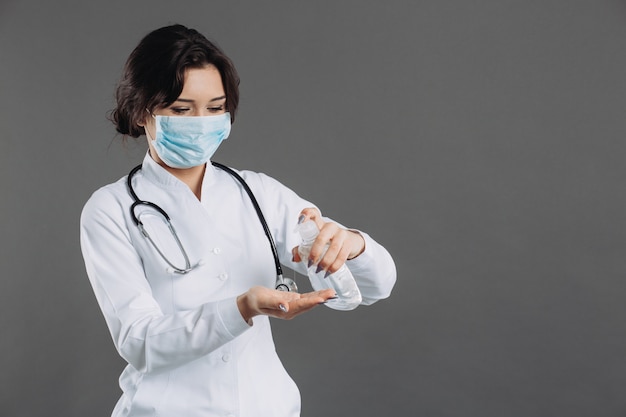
[237,286,336,323]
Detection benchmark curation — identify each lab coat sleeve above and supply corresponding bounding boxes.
[343,230,396,304]
[80,187,250,374]
[248,172,397,305]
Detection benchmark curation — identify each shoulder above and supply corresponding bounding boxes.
[222,166,294,195]
[81,177,130,225]
[212,163,314,211]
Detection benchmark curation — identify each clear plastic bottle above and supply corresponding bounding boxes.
[295,220,362,311]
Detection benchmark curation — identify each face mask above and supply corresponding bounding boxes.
[150,112,231,169]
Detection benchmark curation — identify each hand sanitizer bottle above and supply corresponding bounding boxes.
[296,220,362,311]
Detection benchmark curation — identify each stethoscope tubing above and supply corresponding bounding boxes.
[126,162,296,291]
[210,162,284,280]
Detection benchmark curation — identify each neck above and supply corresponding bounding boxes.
[147,149,207,199]
[164,163,206,200]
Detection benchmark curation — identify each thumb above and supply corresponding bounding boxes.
[291,246,302,263]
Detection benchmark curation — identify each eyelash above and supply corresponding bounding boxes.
[170,105,225,115]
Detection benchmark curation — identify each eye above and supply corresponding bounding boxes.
[207,105,225,113]
[170,107,190,115]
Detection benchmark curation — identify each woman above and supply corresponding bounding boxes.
[80,24,396,417]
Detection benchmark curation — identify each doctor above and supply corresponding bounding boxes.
[80,24,396,417]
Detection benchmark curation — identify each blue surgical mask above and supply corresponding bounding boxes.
[150,113,231,169]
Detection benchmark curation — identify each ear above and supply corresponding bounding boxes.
[137,109,153,127]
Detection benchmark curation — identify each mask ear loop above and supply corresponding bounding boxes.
[143,109,155,139]
[143,110,159,161]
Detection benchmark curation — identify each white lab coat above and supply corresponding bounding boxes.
[80,153,397,417]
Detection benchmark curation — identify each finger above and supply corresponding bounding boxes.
[291,246,301,263]
[298,207,324,229]
[319,231,349,273]
[260,294,299,316]
[267,298,318,320]
[274,290,337,320]
[309,223,341,267]
[327,246,352,275]
[287,296,325,314]
[260,288,301,309]
[289,290,338,315]
[300,288,337,302]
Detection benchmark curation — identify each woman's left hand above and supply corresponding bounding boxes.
[237,286,336,323]
[291,207,365,276]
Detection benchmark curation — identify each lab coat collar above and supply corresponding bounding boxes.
[140,152,219,189]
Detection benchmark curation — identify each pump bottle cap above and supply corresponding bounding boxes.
[295,220,319,240]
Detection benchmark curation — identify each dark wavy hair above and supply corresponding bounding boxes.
[111,24,240,138]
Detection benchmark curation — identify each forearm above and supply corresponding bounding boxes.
[100,294,250,373]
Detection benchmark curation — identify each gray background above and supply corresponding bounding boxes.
[2,0,626,416]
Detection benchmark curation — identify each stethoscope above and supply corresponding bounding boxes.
[127,162,298,292]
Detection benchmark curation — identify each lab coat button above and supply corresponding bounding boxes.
[212,247,221,255]
[218,273,228,281]
[222,354,231,362]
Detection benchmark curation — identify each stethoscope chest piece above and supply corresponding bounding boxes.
[275,276,298,292]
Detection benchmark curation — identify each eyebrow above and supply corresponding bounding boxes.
[174,95,226,103]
